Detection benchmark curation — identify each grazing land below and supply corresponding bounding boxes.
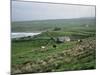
[11,18,96,74]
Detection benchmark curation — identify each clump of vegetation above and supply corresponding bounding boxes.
[53,27,61,31]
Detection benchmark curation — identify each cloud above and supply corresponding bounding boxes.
[12,1,95,21]
[12,1,34,21]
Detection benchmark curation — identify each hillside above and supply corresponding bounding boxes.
[11,18,96,32]
[11,18,96,74]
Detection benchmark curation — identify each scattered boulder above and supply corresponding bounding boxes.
[41,46,45,49]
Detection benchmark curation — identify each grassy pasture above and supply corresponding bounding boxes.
[11,18,96,74]
[11,18,95,32]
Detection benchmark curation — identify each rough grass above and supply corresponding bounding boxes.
[11,36,96,74]
[11,18,96,74]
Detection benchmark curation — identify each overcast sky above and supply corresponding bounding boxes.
[12,1,95,21]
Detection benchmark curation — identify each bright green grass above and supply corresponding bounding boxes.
[11,39,76,65]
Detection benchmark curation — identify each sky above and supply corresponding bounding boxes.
[12,1,95,21]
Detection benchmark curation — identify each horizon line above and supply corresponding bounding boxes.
[11,17,96,22]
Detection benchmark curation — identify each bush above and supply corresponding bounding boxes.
[53,27,61,31]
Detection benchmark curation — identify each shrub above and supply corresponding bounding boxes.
[53,27,61,31]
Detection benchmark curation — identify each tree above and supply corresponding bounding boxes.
[53,27,61,31]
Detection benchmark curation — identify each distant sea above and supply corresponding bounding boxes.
[11,32,41,38]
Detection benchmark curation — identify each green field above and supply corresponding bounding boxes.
[12,18,95,32]
[11,18,96,74]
